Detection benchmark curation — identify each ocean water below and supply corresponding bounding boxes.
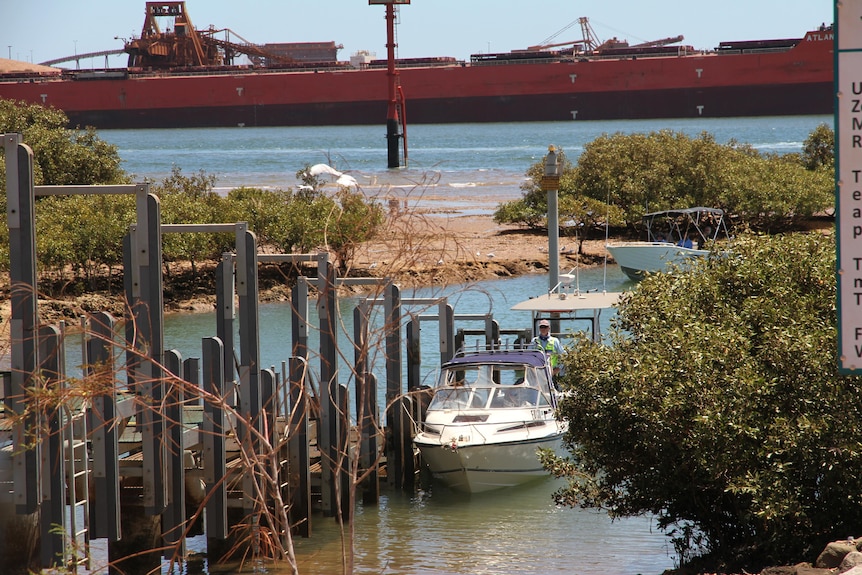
[100,115,831,215]
[82,116,830,574]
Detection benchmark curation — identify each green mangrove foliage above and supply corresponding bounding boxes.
[0,99,130,273]
[496,127,835,234]
[542,232,862,571]
[229,170,384,273]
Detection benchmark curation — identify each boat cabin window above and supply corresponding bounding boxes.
[433,362,553,410]
[428,388,474,410]
[489,387,542,408]
[441,364,551,392]
[429,386,548,410]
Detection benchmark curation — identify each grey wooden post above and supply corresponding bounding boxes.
[5,133,39,514]
[360,370,379,505]
[202,337,227,541]
[383,283,405,488]
[291,276,309,359]
[123,233,140,399]
[289,279,311,535]
[406,316,421,391]
[163,350,186,557]
[441,303,455,362]
[128,193,168,516]
[87,312,121,540]
[261,368,276,447]
[260,368,277,515]
[391,393,415,491]
[354,302,379,505]
[236,226,262,517]
[287,356,311,537]
[384,282,402,407]
[183,357,201,406]
[317,253,339,516]
[490,318,501,350]
[141,193,167,515]
[215,253,236,405]
[337,384,352,522]
[38,325,64,567]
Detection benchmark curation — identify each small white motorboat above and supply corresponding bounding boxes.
[414,348,566,493]
[606,207,729,281]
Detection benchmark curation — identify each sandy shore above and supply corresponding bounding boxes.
[350,210,610,287]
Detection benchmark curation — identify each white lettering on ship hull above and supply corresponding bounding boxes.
[806,32,834,42]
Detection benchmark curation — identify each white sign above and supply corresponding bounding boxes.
[838,0,862,372]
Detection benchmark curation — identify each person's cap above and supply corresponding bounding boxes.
[538,320,550,328]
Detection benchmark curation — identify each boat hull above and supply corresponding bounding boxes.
[0,29,833,129]
[415,432,564,493]
[607,242,707,281]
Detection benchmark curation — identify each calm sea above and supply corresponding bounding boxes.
[88,117,829,574]
[100,115,832,216]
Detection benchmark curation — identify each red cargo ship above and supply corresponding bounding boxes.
[0,3,834,130]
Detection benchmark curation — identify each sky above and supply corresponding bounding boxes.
[1,0,835,67]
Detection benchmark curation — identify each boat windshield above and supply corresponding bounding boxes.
[429,362,553,410]
[428,386,549,410]
[439,363,551,389]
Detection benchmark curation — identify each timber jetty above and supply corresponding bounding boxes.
[0,132,538,574]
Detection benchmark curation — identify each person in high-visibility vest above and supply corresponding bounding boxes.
[532,319,564,376]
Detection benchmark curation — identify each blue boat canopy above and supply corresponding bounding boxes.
[442,349,548,369]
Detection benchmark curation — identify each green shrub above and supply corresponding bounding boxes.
[544,232,862,570]
[496,128,835,234]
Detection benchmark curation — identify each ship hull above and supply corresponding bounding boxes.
[54,81,831,129]
[0,30,834,129]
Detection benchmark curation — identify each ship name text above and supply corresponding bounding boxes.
[805,32,834,43]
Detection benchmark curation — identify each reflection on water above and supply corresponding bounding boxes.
[286,478,674,575]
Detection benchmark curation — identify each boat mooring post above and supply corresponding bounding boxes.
[317,252,341,516]
[385,1,400,168]
[542,145,563,332]
[163,349,187,558]
[5,132,40,517]
[370,0,411,168]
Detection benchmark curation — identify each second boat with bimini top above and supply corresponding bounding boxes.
[606,207,730,281]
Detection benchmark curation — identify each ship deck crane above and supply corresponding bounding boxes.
[630,35,685,48]
[201,29,296,66]
[528,18,683,54]
[528,16,601,52]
